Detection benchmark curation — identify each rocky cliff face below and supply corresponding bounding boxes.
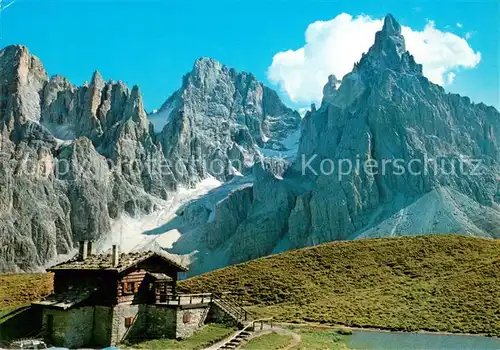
[0,46,300,272]
[168,15,499,275]
[288,15,499,246]
[0,15,498,274]
[0,45,175,271]
[153,58,301,184]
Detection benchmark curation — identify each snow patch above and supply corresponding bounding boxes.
[229,166,243,177]
[41,121,76,140]
[149,103,177,132]
[260,128,301,160]
[95,177,223,254]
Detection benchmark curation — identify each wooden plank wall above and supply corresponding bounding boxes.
[117,270,147,304]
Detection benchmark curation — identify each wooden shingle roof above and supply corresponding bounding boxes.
[147,272,173,281]
[47,251,188,272]
[33,287,99,310]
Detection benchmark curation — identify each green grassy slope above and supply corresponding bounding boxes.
[242,332,294,350]
[0,274,52,343]
[180,235,500,336]
[0,273,53,309]
[124,324,235,349]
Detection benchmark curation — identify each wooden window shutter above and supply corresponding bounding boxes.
[183,312,192,324]
[125,317,135,327]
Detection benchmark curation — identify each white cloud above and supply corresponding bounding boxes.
[465,32,472,40]
[402,21,480,86]
[446,72,456,84]
[267,13,481,104]
[456,22,463,28]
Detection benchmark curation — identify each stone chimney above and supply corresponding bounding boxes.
[79,240,88,261]
[87,240,95,256]
[112,245,119,267]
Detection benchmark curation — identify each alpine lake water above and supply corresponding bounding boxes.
[345,330,500,349]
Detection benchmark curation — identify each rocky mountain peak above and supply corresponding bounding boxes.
[356,13,422,78]
[328,14,423,108]
[1,44,39,68]
[187,57,261,94]
[90,70,105,89]
[289,13,500,262]
[188,57,228,88]
[0,45,48,128]
[371,13,406,57]
[0,44,178,271]
[154,57,301,184]
[127,85,150,129]
[193,57,223,71]
[382,14,402,36]
[322,74,340,105]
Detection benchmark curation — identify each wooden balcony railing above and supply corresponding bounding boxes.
[154,292,252,323]
[155,292,214,305]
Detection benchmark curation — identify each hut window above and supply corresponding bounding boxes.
[183,312,192,324]
[123,282,134,295]
[125,317,134,328]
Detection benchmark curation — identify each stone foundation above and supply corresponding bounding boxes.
[42,307,94,349]
[42,303,211,348]
[176,307,209,339]
[110,304,151,345]
[93,306,113,346]
[146,305,176,339]
[207,303,239,326]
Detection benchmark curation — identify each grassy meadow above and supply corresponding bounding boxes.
[0,235,498,341]
[181,235,500,336]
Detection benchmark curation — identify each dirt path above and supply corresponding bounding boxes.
[244,324,301,349]
[203,324,301,350]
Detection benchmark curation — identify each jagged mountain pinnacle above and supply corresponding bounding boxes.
[291,11,499,246]
[152,57,302,184]
[371,14,407,59]
[168,14,499,276]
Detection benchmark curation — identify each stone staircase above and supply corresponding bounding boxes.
[200,294,275,350]
[207,294,253,349]
[218,328,253,349]
[214,318,274,350]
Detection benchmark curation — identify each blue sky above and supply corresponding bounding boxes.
[0,0,498,111]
